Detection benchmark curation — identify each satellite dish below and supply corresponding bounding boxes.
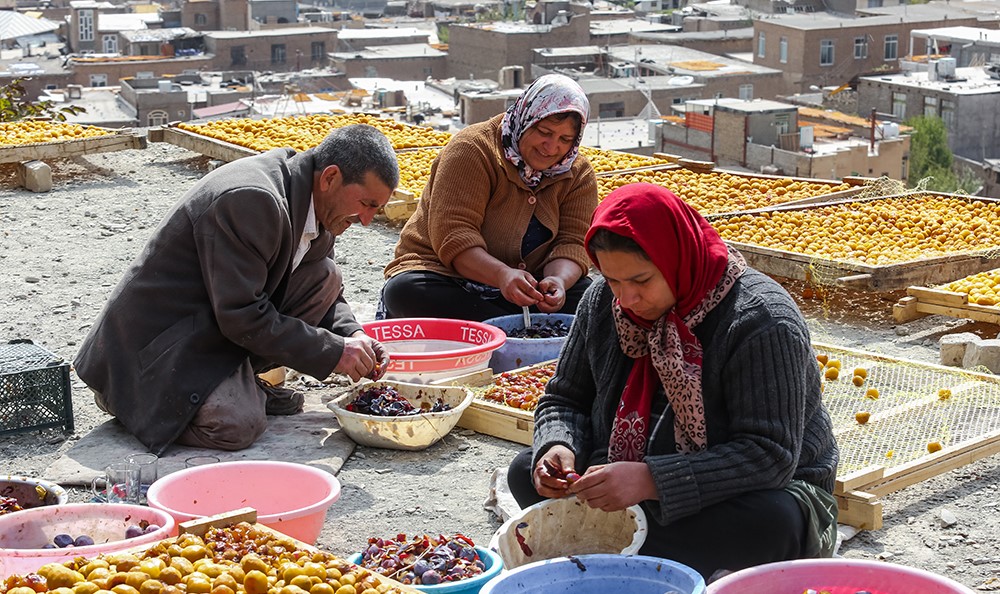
[668,75,695,86]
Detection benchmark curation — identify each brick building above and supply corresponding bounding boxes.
[857,64,1000,161]
[334,27,431,51]
[656,98,910,179]
[631,28,754,56]
[203,27,338,72]
[752,7,983,94]
[447,7,590,80]
[180,0,250,31]
[605,44,786,100]
[330,43,446,79]
[67,53,213,87]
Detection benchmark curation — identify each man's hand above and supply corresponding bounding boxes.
[498,267,544,307]
[336,331,381,382]
[568,462,657,512]
[532,444,577,499]
[536,276,567,313]
[368,339,391,381]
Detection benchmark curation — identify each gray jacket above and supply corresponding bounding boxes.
[534,269,838,526]
[74,148,361,454]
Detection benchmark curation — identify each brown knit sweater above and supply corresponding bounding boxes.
[384,114,598,280]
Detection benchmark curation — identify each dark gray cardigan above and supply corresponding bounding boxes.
[533,269,838,526]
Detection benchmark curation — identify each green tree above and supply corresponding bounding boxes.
[1,79,86,123]
[905,115,962,192]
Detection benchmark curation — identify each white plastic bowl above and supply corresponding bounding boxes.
[489,497,648,570]
[363,318,506,383]
[146,461,340,545]
[0,475,68,511]
[0,503,176,579]
[328,380,474,450]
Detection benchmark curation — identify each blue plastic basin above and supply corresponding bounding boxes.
[348,546,503,594]
[479,554,706,594]
[482,313,574,373]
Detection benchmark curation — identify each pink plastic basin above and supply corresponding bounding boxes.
[363,318,506,383]
[145,461,340,545]
[0,503,176,579]
[706,558,976,594]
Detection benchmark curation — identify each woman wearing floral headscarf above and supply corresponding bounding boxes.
[506,183,839,580]
[381,74,597,321]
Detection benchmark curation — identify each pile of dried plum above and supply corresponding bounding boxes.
[347,385,451,417]
[507,320,570,339]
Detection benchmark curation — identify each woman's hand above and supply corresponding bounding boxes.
[568,462,657,512]
[533,445,577,498]
[499,267,545,307]
[536,276,566,313]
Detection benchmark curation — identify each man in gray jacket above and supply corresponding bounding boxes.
[75,124,399,455]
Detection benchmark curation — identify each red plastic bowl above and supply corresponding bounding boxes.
[363,318,506,383]
[0,503,176,579]
[706,558,975,594]
[146,461,340,545]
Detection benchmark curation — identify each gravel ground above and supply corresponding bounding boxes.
[1,142,999,590]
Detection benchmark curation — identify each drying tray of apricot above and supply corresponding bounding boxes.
[0,122,116,147]
[0,521,419,594]
[936,267,1000,308]
[597,168,853,214]
[713,193,1000,266]
[711,193,1000,291]
[175,114,451,154]
[392,148,442,200]
[472,362,557,412]
[579,147,675,174]
[813,342,1000,476]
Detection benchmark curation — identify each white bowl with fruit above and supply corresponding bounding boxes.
[328,381,474,451]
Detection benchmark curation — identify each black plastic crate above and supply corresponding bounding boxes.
[0,340,74,436]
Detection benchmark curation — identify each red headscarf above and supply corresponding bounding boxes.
[585,183,745,459]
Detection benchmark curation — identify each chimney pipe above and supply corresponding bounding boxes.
[870,108,877,152]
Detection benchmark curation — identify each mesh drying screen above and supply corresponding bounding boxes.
[814,343,1000,474]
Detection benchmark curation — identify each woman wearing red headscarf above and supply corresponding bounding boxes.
[506,183,839,580]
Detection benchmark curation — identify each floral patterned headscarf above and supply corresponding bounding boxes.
[500,74,589,188]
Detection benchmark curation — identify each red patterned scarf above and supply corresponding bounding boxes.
[584,184,747,460]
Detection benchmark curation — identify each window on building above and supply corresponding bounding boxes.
[867,0,883,6]
[820,39,834,66]
[195,13,207,25]
[90,73,107,86]
[891,91,906,119]
[423,67,433,76]
[779,37,788,63]
[885,34,898,61]
[147,110,169,127]
[854,36,868,59]
[102,34,117,54]
[311,41,325,62]
[231,45,246,66]
[271,44,286,65]
[739,84,753,100]
[775,115,790,135]
[758,32,766,58]
[598,101,625,118]
[923,96,938,117]
[941,99,955,129]
[78,9,94,42]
